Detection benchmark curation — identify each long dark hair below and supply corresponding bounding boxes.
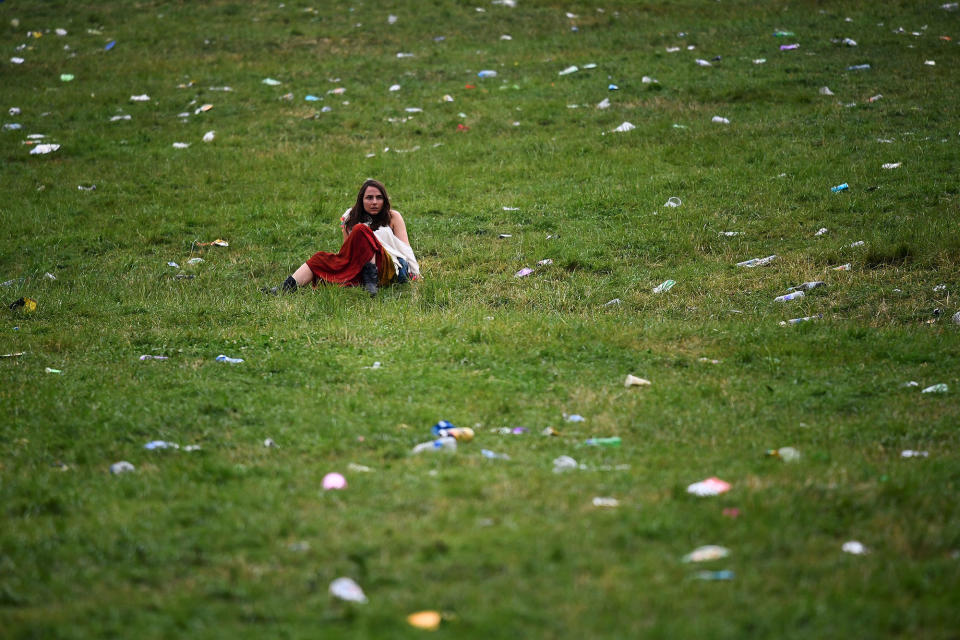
[343,179,391,234]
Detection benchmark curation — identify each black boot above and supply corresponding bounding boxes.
[262,276,297,296]
[360,263,378,298]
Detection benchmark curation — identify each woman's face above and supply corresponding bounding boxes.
[362,186,385,216]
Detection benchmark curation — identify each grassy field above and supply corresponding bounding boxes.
[2,0,959,637]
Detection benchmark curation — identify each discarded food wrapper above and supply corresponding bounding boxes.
[847,64,871,71]
[541,427,560,436]
[558,65,579,76]
[187,258,204,265]
[515,267,534,278]
[30,144,60,155]
[167,261,180,268]
[196,239,229,247]
[608,84,619,91]
[652,279,676,293]
[719,231,741,237]
[110,461,135,474]
[849,240,865,248]
[9,297,37,312]
[842,541,868,555]
[612,122,635,133]
[780,43,800,50]
[753,58,767,64]
[537,258,553,266]
[921,383,948,394]
[736,255,777,267]
[481,449,511,460]
[766,446,800,462]
[144,440,179,450]
[597,97,610,109]
[0,352,26,358]
[348,462,373,472]
[815,227,828,236]
[683,545,730,563]
[786,281,825,292]
[592,497,619,508]
[832,263,852,271]
[130,94,150,101]
[687,477,732,496]
[264,438,277,448]
[901,450,929,458]
[603,299,622,306]
[953,311,960,325]
[585,436,621,447]
[695,59,712,67]
[624,374,651,387]
[60,74,74,82]
[881,162,901,169]
[45,367,62,374]
[925,60,936,66]
[139,355,168,361]
[819,86,835,96]
[202,131,215,143]
[711,116,730,124]
[262,78,282,86]
[322,472,347,490]
[329,577,367,603]
[663,197,682,208]
[478,70,498,78]
[699,357,721,364]
[407,611,441,631]
[564,413,585,423]
[216,354,244,364]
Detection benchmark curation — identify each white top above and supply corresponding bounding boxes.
[341,209,420,277]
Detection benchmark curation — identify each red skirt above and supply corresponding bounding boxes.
[305,224,393,286]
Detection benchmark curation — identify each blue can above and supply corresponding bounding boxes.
[831,183,849,192]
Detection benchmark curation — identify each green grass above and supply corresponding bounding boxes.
[2,0,960,637]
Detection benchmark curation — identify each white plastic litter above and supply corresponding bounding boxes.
[216,354,244,364]
[612,122,635,133]
[695,59,712,67]
[712,116,730,124]
[901,450,929,458]
[592,497,619,508]
[110,461,135,474]
[663,197,682,208]
[202,131,215,142]
[624,374,651,387]
[597,98,610,109]
[819,86,835,96]
[921,383,948,394]
[172,142,190,149]
[262,78,281,86]
[558,65,579,75]
[815,227,828,236]
[329,577,368,604]
[682,545,730,563]
[30,144,60,155]
[130,94,151,101]
[881,162,901,169]
[842,541,868,555]
[552,455,583,473]
[736,255,777,267]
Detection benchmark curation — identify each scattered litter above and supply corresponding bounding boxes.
[786,281,825,292]
[172,142,190,149]
[477,70,498,78]
[396,52,414,58]
[412,436,457,454]
[774,291,804,302]
[921,383,948,394]
[78,184,96,191]
[773,30,795,37]
[348,462,373,472]
[3,123,22,131]
[719,231,741,237]
[849,240,865,248]
[515,267,534,278]
[105,40,116,51]
[819,86,835,96]
[262,78,281,86]
[933,284,946,292]
[9,297,37,312]
[215,354,243,364]
[541,427,560,436]
[388,14,398,24]
[481,449,511,460]
[60,74,74,82]
[432,421,474,441]
[130,94,150,101]
[174,274,194,280]
[388,84,401,92]
[902,381,920,388]
[608,84,619,90]
[558,65,579,76]
[144,440,179,450]
[187,258,204,265]
[329,577,367,603]
[953,311,960,325]
[45,368,62,374]
[498,234,512,238]
[30,144,60,155]
[831,183,849,192]
[110,461,135,474]
[842,541,868,555]
[9,108,21,116]
[695,570,735,581]
[641,76,658,84]
[683,546,730,563]
[612,122,635,133]
[687,477,731,496]
[407,611,441,631]
[695,59,712,67]
[842,37,857,46]
[322,472,347,490]
[442,94,454,102]
[753,58,767,64]
[815,227,829,236]
[592,497,619,508]
[736,255,777,267]
[202,131,215,142]
[553,455,583,472]
[585,437,621,447]
[603,299,622,306]
[832,263,852,271]
[264,438,277,448]
[901,450,929,458]
[0,352,25,358]
[110,114,131,121]
[847,64,871,71]
[766,446,800,462]
[652,279,676,293]
[924,60,936,66]
[780,43,800,51]
[881,162,901,169]
[167,261,180,269]
[868,94,883,103]
[564,414,585,423]
[624,374,651,387]
[663,197,682,208]
[699,357,721,364]
[139,355,168,361]
[779,314,823,326]
[196,239,229,247]
[597,97,610,109]
[11,57,25,65]
[711,116,730,125]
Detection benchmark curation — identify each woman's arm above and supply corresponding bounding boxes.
[389,210,410,245]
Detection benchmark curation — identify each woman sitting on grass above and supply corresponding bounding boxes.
[266,178,419,297]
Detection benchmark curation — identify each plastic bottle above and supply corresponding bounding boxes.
[831,183,849,192]
[411,436,457,454]
[585,437,621,447]
[787,281,826,292]
[774,291,804,302]
[431,420,475,441]
[477,70,498,78]
[765,446,800,462]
